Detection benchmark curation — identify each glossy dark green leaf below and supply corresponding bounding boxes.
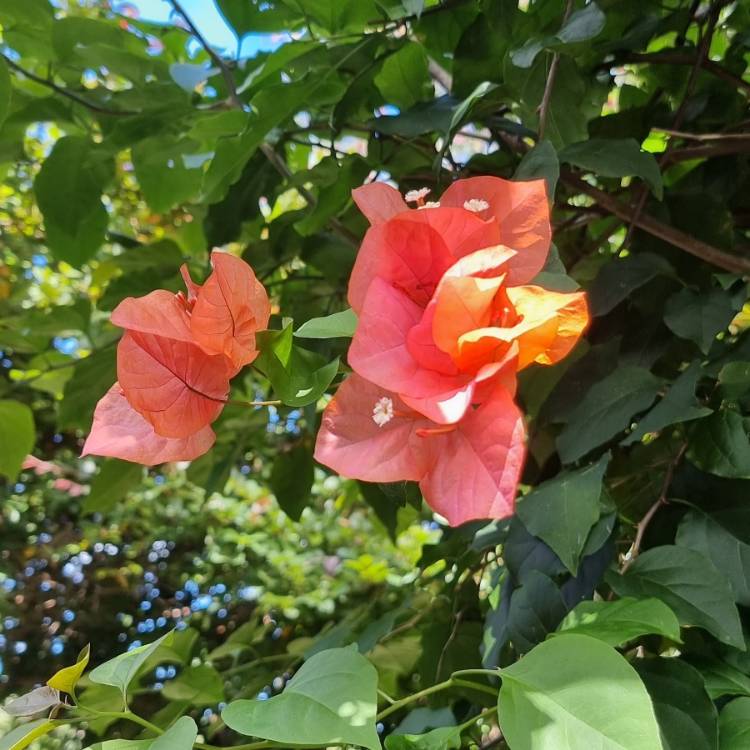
[270,443,314,521]
[687,410,750,479]
[635,658,718,750]
[516,454,609,574]
[622,361,712,445]
[664,288,737,355]
[514,140,559,198]
[608,545,744,649]
[557,367,663,463]
[677,509,750,606]
[560,138,663,198]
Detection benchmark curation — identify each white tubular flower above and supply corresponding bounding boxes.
[463,198,490,212]
[372,396,394,427]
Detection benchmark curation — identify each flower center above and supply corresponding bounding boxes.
[404,187,431,207]
[463,198,489,213]
[372,397,394,427]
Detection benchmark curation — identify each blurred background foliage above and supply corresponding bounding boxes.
[2,0,750,748]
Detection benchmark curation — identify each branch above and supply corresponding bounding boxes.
[537,0,574,140]
[168,0,241,107]
[621,443,687,572]
[561,172,750,274]
[1,54,138,116]
[618,51,750,96]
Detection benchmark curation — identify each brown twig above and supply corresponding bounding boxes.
[1,54,138,116]
[621,443,688,572]
[168,0,241,107]
[537,0,574,141]
[561,172,750,274]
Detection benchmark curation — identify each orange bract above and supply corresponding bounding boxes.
[83,251,269,465]
[315,176,590,525]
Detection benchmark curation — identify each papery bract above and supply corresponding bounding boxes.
[187,251,271,372]
[82,384,216,465]
[117,331,229,438]
[314,373,526,525]
[84,251,268,465]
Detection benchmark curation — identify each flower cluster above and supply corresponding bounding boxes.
[83,251,270,465]
[314,177,589,526]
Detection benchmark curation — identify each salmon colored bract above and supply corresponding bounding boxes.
[83,251,270,465]
[314,176,590,526]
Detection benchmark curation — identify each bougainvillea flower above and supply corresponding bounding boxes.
[349,240,588,424]
[314,372,526,525]
[352,174,551,285]
[83,384,215,465]
[84,251,269,464]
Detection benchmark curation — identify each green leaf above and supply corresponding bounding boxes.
[294,308,358,339]
[59,348,117,431]
[160,665,225,706]
[608,545,744,649]
[557,366,663,464]
[270,443,314,521]
[719,698,750,750]
[0,720,60,750]
[375,42,430,109]
[85,741,152,750]
[514,140,559,198]
[255,324,339,407]
[385,725,463,750]
[588,252,673,317]
[635,659,718,750]
[0,400,35,480]
[677,509,750,606]
[622,361,711,445]
[664,288,737,354]
[559,138,663,199]
[132,136,203,214]
[89,631,174,701]
[498,634,662,750]
[48,644,90,694]
[150,717,197,750]
[34,136,112,266]
[718,362,750,399]
[556,597,681,647]
[222,645,380,750]
[516,454,609,574]
[556,3,607,44]
[0,57,11,129]
[83,460,143,515]
[687,410,750,479]
[511,3,606,67]
[690,657,750,700]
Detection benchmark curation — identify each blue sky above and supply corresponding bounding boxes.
[122,0,281,57]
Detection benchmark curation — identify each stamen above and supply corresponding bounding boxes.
[372,397,394,427]
[405,187,431,207]
[464,198,490,213]
[417,201,441,210]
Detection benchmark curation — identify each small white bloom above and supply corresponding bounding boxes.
[464,198,489,212]
[404,187,431,203]
[372,396,394,427]
[417,201,441,210]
